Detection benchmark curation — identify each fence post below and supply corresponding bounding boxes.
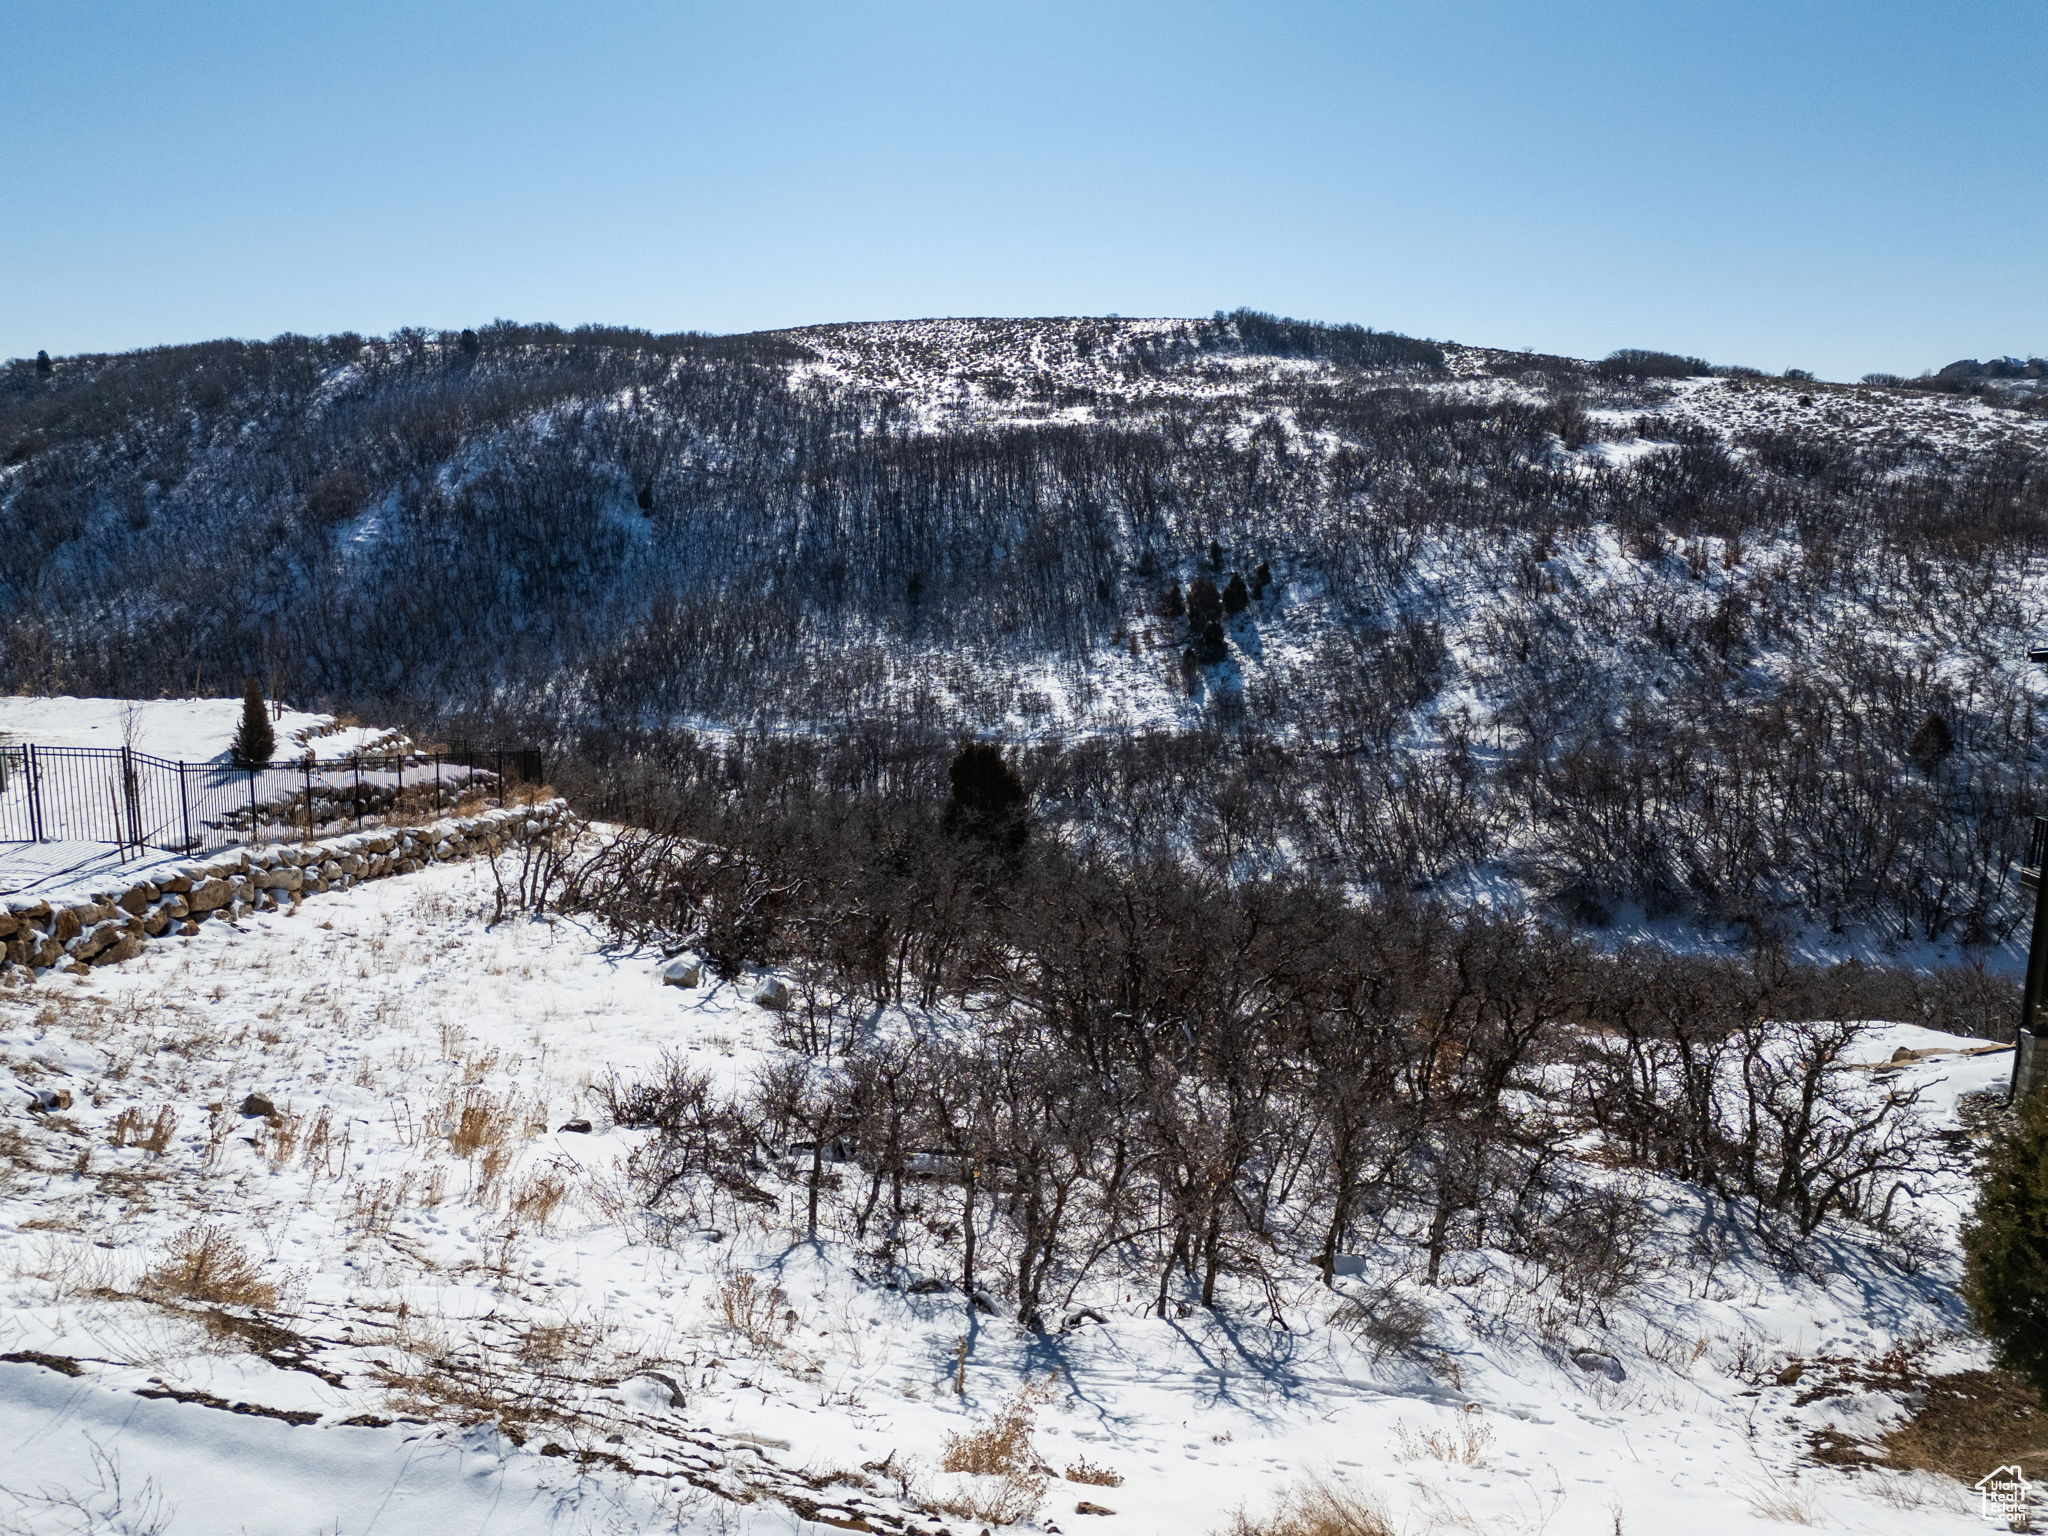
[395,754,404,810]
[353,756,362,831]
[247,763,259,842]
[25,745,43,843]
[435,753,443,812]
[178,762,193,852]
[120,746,141,855]
[304,759,314,841]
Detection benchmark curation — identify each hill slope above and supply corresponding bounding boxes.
[5,314,2048,948]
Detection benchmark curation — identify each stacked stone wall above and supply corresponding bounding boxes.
[0,800,570,975]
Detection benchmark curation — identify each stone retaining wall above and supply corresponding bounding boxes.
[0,800,570,975]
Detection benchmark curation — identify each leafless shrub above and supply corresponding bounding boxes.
[1063,1459,1124,1486]
[1220,1477,1396,1536]
[711,1271,794,1351]
[941,1380,1053,1476]
[140,1225,278,1310]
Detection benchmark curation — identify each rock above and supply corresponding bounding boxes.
[558,1118,593,1134]
[659,957,702,989]
[239,1093,278,1119]
[1076,1502,1116,1517]
[752,978,791,1011]
[1775,1361,1806,1386]
[141,910,171,937]
[70,923,124,962]
[88,935,144,967]
[255,866,302,891]
[0,910,17,939]
[158,894,189,919]
[25,1087,72,1113]
[186,878,233,913]
[50,908,82,943]
[621,1371,685,1411]
[1571,1349,1626,1382]
[176,921,199,937]
[117,885,153,916]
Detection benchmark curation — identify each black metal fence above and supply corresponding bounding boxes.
[0,744,544,859]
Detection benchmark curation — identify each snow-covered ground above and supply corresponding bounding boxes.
[0,697,402,763]
[0,854,2024,1535]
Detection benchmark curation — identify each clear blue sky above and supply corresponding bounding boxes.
[6,0,2043,379]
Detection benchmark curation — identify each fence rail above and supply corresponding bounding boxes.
[0,744,543,860]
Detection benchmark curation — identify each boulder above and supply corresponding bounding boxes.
[659,957,702,989]
[70,923,125,962]
[88,935,144,967]
[240,1093,277,1119]
[116,885,153,916]
[141,910,171,937]
[186,879,234,913]
[1571,1348,1626,1382]
[752,978,792,1011]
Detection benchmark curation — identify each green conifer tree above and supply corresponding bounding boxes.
[1962,1089,2048,1398]
[229,675,276,769]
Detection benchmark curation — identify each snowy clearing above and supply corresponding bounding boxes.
[0,855,2024,1534]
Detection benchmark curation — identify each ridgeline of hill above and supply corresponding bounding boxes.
[5,313,2048,949]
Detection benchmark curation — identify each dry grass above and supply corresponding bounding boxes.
[139,1225,278,1310]
[711,1271,794,1352]
[106,1105,177,1155]
[1395,1407,1494,1466]
[1221,1477,1397,1536]
[1737,1474,1817,1526]
[10,1233,123,1303]
[1875,1367,2048,1485]
[927,1469,1047,1527]
[445,1088,518,1158]
[1064,1458,1124,1487]
[942,1380,1053,1476]
[508,1171,570,1228]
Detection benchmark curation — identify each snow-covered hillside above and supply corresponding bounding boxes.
[5,315,2048,957]
[0,852,2026,1534]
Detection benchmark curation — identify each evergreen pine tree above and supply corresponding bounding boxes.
[1908,712,1953,774]
[1207,538,1224,571]
[459,328,481,358]
[1252,561,1273,598]
[1161,583,1185,620]
[1195,620,1229,665]
[34,350,52,378]
[1186,578,1224,631]
[942,742,1029,852]
[1222,572,1251,615]
[229,675,276,769]
[1962,1089,2048,1398]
